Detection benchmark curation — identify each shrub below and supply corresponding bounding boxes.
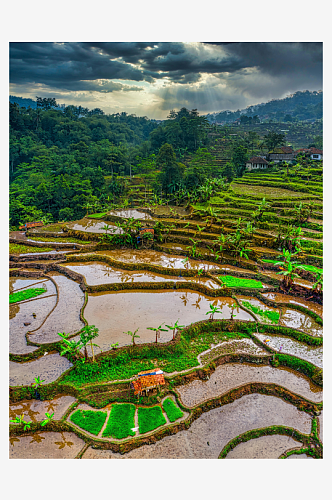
[9,287,46,304]
[162,398,184,422]
[138,405,166,434]
[70,409,107,436]
[102,403,136,439]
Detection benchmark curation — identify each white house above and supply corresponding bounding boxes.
[246,156,269,171]
[309,148,323,160]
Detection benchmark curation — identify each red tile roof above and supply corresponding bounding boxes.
[248,156,269,164]
[131,369,165,394]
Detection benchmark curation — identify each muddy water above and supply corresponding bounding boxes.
[93,249,224,271]
[82,393,312,459]
[29,273,85,344]
[225,435,301,459]
[9,396,76,423]
[176,363,322,408]
[279,308,322,336]
[237,295,280,324]
[9,431,84,459]
[108,209,153,220]
[68,218,123,233]
[9,278,57,354]
[254,333,322,368]
[318,411,323,442]
[62,262,220,289]
[152,206,189,217]
[84,290,253,350]
[22,250,70,256]
[262,292,323,317]
[10,353,73,386]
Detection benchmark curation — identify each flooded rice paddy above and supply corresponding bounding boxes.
[262,292,323,318]
[92,249,224,271]
[28,273,85,344]
[82,393,312,459]
[68,218,123,233]
[9,396,76,423]
[108,209,153,219]
[9,277,57,354]
[84,290,253,349]
[199,339,269,365]
[286,452,314,459]
[9,353,73,386]
[62,261,220,289]
[176,363,322,408]
[236,295,280,324]
[225,435,301,459]
[279,308,322,336]
[9,432,84,459]
[254,333,322,368]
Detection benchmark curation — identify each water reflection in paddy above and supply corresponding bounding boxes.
[10,353,73,386]
[108,209,153,220]
[84,290,253,349]
[262,292,323,318]
[225,435,301,459]
[68,219,123,233]
[9,432,84,459]
[63,262,220,289]
[279,308,322,337]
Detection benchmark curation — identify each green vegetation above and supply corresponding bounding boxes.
[241,300,279,324]
[219,275,263,289]
[70,409,107,436]
[138,405,166,434]
[9,287,46,303]
[88,212,108,219]
[162,398,184,422]
[9,243,54,254]
[102,403,136,439]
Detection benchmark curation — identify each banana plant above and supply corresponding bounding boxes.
[165,319,185,340]
[10,414,31,431]
[41,412,54,427]
[206,303,223,320]
[147,323,168,343]
[125,328,140,346]
[32,376,45,388]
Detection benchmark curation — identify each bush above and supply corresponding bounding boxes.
[162,398,184,422]
[102,403,136,439]
[70,409,107,435]
[138,405,166,434]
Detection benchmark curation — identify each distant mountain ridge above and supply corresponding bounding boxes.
[205,90,322,123]
[9,95,38,109]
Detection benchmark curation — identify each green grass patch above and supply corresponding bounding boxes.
[138,406,166,434]
[70,409,107,435]
[9,243,54,254]
[241,300,279,324]
[102,403,136,439]
[9,287,46,304]
[219,275,263,289]
[88,212,108,219]
[162,398,184,422]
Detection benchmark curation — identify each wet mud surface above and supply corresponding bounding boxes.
[199,339,268,365]
[225,435,301,459]
[10,353,73,386]
[84,290,253,349]
[9,396,76,423]
[9,431,84,459]
[262,292,323,318]
[9,278,57,354]
[29,273,85,344]
[254,333,322,368]
[176,363,322,408]
[237,295,280,324]
[82,393,312,459]
[279,308,322,337]
[62,262,220,289]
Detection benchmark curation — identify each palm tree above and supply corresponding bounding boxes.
[147,323,168,343]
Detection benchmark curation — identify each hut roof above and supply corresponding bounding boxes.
[131,369,165,394]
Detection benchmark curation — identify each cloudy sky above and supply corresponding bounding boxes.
[9,42,322,119]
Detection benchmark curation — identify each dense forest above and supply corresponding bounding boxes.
[206,90,323,124]
[9,96,322,230]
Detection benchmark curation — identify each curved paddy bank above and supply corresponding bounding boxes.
[9,353,73,386]
[224,434,301,459]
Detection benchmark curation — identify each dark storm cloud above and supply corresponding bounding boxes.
[10,41,322,93]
